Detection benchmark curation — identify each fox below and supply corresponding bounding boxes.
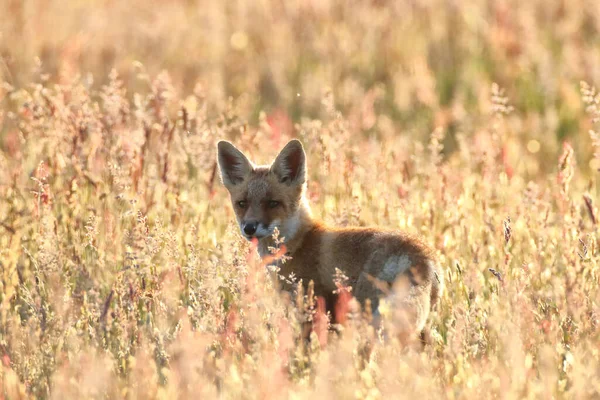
[217,139,443,342]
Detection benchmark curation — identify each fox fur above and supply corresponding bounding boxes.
[217,139,443,341]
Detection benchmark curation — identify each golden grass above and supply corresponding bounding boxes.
[1,1,599,399]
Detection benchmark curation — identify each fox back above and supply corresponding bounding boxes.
[217,139,443,341]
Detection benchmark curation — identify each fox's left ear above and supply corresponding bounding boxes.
[271,139,306,185]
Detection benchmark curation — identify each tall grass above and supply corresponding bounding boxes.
[1,0,599,399]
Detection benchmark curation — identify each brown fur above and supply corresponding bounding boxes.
[217,139,443,342]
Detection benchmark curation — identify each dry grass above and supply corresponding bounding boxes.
[1,1,599,399]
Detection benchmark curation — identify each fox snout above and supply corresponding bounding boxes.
[239,220,273,240]
[242,221,258,236]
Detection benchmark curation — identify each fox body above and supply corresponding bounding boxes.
[217,139,442,338]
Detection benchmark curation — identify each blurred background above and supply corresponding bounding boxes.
[1,0,599,174]
[1,2,599,398]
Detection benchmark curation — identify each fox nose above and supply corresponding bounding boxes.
[243,221,258,236]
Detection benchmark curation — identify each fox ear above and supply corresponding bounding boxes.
[271,139,306,185]
[217,141,253,187]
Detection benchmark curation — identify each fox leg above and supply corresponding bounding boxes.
[355,270,432,346]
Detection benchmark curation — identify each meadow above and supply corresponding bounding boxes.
[1,0,599,398]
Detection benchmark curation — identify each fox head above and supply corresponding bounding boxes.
[217,139,309,242]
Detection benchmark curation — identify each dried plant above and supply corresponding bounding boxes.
[0,1,599,399]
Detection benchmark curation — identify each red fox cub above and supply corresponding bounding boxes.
[217,139,443,341]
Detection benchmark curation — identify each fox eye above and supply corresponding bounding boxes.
[268,200,280,209]
[237,200,247,209]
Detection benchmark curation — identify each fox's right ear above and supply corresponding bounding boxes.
[217,141,253,188]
